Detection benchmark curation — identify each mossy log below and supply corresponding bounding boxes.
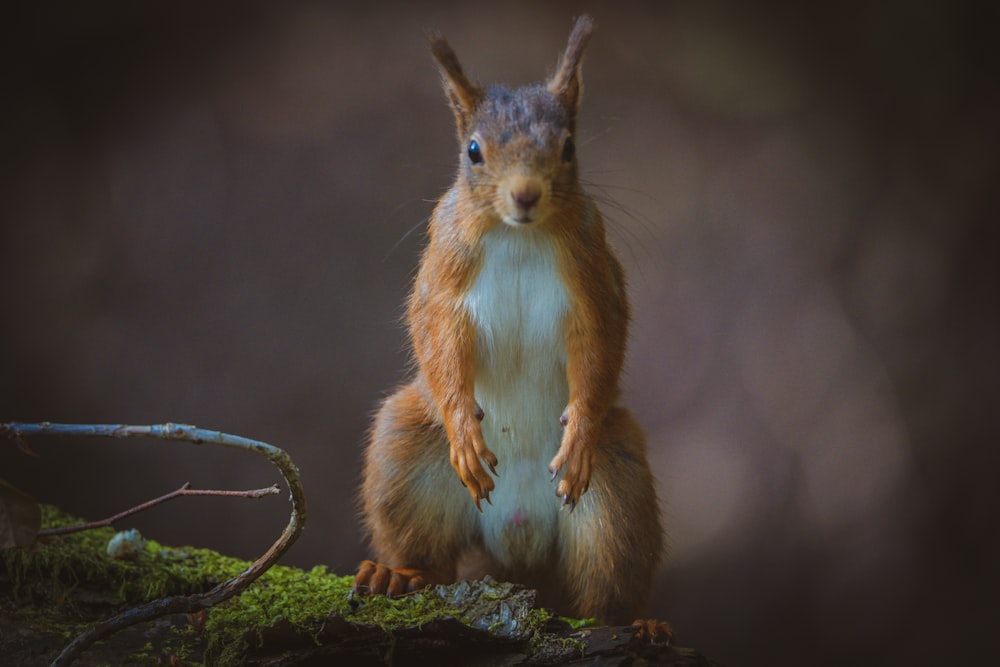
[1,507,718,666]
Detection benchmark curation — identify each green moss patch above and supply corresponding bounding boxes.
[1,506,601,666]
[2,506,247,608]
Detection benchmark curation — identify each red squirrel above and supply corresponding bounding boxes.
[354,15,666,631]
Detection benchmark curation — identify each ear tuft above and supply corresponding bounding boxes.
[547,15,595,118]
[428,31,483,136]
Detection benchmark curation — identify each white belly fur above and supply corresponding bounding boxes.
[463,226,570,569]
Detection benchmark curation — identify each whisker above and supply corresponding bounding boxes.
[382,213,431,263]
[576,178,668,283]
[577,116,621,148]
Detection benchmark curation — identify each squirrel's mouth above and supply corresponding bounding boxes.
[502,214,536,226]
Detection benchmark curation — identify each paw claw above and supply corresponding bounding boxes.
[354,561,434,598]
[408,574,426,592]
[631,619,674,645]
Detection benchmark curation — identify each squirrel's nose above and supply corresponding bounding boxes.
[512,187,541,210]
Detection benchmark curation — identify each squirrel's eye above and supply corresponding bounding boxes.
[467,139,484,165]
[561,136,575,163]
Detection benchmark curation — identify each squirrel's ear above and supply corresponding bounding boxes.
[547,15,594,119]
[428,32,483,136]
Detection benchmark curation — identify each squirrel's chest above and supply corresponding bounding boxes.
[462,229,570,395]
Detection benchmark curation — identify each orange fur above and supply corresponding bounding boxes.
[355,15,664,625]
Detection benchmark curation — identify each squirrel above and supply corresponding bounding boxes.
[354,15,667,635]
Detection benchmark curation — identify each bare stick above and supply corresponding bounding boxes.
[0,421,307,667]
[38,481,280,538]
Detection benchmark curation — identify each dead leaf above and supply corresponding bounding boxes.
[0,479,42,549]
[15,436,40,457]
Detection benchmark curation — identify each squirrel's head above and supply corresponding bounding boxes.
[428,16,594,228]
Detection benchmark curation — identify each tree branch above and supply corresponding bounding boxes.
[0,421,307,667]
[37,481,280,538]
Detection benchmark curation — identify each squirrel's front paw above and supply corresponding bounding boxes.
[449,428,498,511]
[353,560,431,597]
[548,424,594,511]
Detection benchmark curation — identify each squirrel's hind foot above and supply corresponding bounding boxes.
[352,560,433,597]
[630,618,673,645]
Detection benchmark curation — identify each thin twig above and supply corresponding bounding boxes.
[0,421,307,667]
[38,481,281,538]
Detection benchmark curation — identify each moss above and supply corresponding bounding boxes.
[1,505,248,665]
[534,633,588,660]
[519,608,588,661]
[559,615,598,629]
[202,565,348,664]
[1,506,249,609]
[3,505,594,665]
[202,565,471,665]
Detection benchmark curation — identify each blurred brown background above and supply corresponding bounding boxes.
[2,1,997,664]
